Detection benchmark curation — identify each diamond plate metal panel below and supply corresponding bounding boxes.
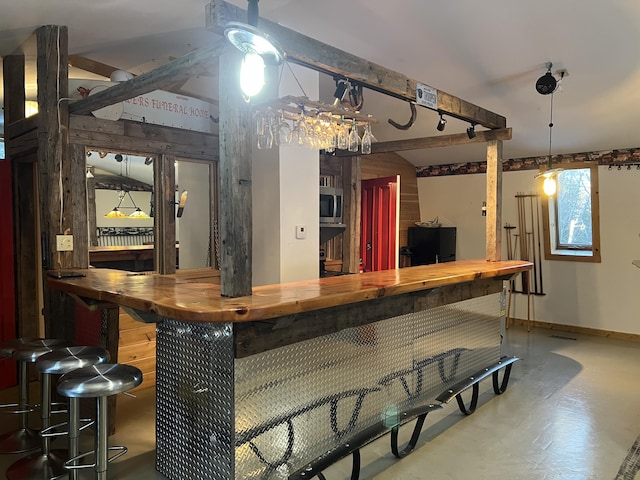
[156,318,235,480]
[234,293,504,478]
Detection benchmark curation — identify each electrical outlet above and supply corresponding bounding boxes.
[296,225,307,240]
[56,235,74,252]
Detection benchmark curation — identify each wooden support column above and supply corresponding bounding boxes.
[218,50,252,297]
[486,140,503,261]
[35,25,82,339]
[4,53,39,338]
[154,154,177,274]
[342,155,361,273]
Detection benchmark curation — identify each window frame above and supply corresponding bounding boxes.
[540,162,601,263]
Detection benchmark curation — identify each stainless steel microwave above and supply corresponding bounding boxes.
[320,186,343,224]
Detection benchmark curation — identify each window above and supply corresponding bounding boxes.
[541,163,601,262]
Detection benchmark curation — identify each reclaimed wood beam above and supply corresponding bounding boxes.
[68,38,227,115]
[343,128,512,155]
[218,51,253,297]
[69,115,219,161]
[486,140,503,261]
[206,0,506,130]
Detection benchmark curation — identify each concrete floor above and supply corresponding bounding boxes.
[1,325,639,479]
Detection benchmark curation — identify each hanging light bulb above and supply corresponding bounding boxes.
[535,65,567,196]
[240,52,265,97]
[223,1,284,99]
[543,176,557,196]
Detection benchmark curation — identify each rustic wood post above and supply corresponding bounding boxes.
[36,25,85,338]
[486,139,503,261]
[218,50,252,297]
[3,53,40,339]
[342,155,361,273]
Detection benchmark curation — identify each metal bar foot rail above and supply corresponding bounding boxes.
[289,402,443,480]
[435,356,520,415]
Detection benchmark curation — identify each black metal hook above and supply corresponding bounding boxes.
[388,102,417,130]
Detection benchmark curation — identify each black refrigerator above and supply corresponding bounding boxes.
[407,226,456,265]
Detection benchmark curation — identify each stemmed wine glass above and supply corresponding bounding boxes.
[361,123,373,155]
[348,119,359,152]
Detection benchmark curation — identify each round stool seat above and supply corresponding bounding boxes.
[37,346,111,375]
[58,364,143,398]
[13,339,71,363]
[0,338,42,358]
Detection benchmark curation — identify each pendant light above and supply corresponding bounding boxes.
[224,0,284,98]
[535,64,567,195]
[104,190,150,219]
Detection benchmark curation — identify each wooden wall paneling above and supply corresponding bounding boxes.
[486,140,503,261]
[218,51,252,297]
[154,154,177,274]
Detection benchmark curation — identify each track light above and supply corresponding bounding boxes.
[466,124,476,139]
[436,114,446,132]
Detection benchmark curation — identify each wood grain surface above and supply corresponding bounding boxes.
[47,260,532,323]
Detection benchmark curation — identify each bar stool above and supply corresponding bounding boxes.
[57,364,143,480]
[6,346,110,480]
[0,338,62,455]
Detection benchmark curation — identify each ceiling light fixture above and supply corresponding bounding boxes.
[466,124,476,139]
[104,190,150,219]
[535,64,567,196]
[224,0,284,98]
[535,64,557,95]
[436,113,447,132]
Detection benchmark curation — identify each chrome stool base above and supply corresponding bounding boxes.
[5,448,68,480]
[0,427,40,454]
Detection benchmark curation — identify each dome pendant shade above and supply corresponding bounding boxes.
[536,71,557,95]
[224,22,284,66]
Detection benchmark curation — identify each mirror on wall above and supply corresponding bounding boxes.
[86,151,216,273]
[86,151,156,271]
[175,159,215,270]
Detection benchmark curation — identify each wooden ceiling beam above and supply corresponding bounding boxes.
[68,38,227,115]
[335,128,512,155]
[206,0,506,130]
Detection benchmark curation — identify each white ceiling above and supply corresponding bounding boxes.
[2,0,640,167]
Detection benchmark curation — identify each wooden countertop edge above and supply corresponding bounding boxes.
[47,260,532,323]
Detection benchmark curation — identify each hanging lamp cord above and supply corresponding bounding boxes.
[547,92,554,169]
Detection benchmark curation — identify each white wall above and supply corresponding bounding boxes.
[418,166,640,335]
[252,64,319,286]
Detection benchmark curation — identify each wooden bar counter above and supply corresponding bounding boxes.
[48,259,531,480]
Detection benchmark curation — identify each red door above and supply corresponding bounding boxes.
[0,159,17,387]
[360,176,398,272]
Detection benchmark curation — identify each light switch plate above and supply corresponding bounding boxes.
[56,234,74,252]
[295,225,306,239]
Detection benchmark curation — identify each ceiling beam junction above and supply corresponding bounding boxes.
[206,0,506,130]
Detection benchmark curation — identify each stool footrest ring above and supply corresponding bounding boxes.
[64,445,128,470]
[0,402,37,415]
[41,418,94,438]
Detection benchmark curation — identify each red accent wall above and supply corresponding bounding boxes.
[0,160,17,388]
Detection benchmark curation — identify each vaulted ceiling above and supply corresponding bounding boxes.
[2,0,640,168]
